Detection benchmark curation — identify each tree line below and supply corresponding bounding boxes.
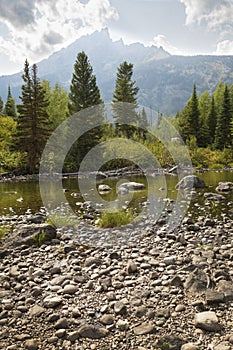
[175,83,233,150]
[0,51,233,174]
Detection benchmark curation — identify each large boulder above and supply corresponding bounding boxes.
[176,175,206,190]
[98,184,112,192]
[216,181,233,192]
[4,223,56,247]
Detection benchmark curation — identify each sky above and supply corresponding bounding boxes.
[1,0,233,75]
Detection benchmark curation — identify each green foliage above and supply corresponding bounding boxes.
[0,225,13,242]
[41,80,69,129]
[98,210,134,228]
[214,85,232,150]
[0,96,3,115]
[46,215,78,227]
[66,51,104,171]
[3,86,17,118]
[33,231,47,246]
[16,60,51,173]
[112,61,139,137]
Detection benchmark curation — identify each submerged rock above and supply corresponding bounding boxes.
[176,175,206,190]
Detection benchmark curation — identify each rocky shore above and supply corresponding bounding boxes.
[0,209,232,350]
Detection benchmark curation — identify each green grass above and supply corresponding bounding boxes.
[0,225,13,242]
[98,210,134,228]
[46,215,78,227]
[33,231,47,246]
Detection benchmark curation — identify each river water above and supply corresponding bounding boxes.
[0,171,232,220]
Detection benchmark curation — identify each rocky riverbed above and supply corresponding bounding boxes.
[0,209,232,350]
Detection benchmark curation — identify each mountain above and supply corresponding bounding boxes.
[1,28,233,115]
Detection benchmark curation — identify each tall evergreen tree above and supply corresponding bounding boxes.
[187,84,200,141]
[207,95,217,145]
[112,61,139,138]
[16,60,50,173]
[3,86,17,118]
[198,90,211,147]
[0,96,3,115]
[214,85,232,150]
[67,51,104,170]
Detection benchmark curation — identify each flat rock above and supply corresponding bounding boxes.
[181,344,198,350]
[118,182,146,191]
[43,296,62,308]
[206,289,225,304]
[217,280,233,301]
[29,305,45,317]
[194,311,221,331]
[99,314,115,325]
[133,322,155,335]
[77,325,109,339]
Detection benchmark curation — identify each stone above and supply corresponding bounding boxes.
[68,331,80,342]
[176,175,206,190]
[99,314,115,325]
[55,318,69,329]
[62,284,78,295]
[77,325,109,339]
[133,322,155,335]
[216,181,233,192]
[114,301,127,315]
[98,184,112,192]
[116,319,129,331]
[217,280,233,301]
[43,296,62,308]
[135,306,147,317]
[175,304,186,312]
[126,260,138,274]
[194,311,221,331]
[29,305,45,317]
[24,339,38,350]
[214,342,231,350]
[10,223,56,247]
[84,257,102,267]
[118,182,146,191]
[181,344,198,350]
[206,290,225,304]
[184,268,208,292]
[204,192,226,201]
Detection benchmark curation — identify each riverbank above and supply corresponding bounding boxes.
[1,166,233,183]
[0,211,232,350]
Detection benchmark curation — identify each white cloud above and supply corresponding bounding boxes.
[150,34,181,55]
[0,0,118,67]
[180,0,233,30]
[215,39,233,55]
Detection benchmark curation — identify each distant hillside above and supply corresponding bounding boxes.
[1,29,233,115]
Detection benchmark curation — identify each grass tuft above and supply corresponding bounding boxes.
[98,210,134,228]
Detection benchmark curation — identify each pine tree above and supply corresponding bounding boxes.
[214,85,232,150]
[3,86,17,118]
[67,51,104,170]
[16,60,50,173]
[187,84,200,141]
[207,95,217,145]
[0,96,3,115]
[112,61,139,138]
[69,51,103,114]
